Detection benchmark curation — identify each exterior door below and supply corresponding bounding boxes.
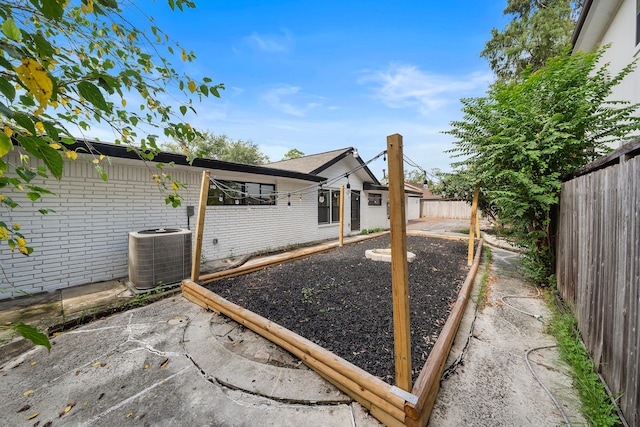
[351,190,360,231]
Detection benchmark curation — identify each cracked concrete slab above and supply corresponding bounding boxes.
[0,297,382,427]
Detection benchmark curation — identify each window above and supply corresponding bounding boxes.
[368,193,382,206]
[318,189,340,224]
[207,180,275,206]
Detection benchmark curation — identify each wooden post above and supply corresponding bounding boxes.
[387,133,412,392]
[339,185,345,246]
[191,170,210,281]
[475,209,481,239]
[468,185,479,266]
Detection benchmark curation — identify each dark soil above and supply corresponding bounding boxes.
[206,235,469,384]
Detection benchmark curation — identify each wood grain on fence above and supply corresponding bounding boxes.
[557,153,640,426]
[420,201,471,219]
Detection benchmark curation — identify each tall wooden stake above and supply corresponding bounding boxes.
[191,170,210,281]
[339,185,345,246]
[468,185,479,266]
[387,133,412,392]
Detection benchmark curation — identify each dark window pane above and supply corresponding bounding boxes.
[318,189,329,223]
[331,190,340,223]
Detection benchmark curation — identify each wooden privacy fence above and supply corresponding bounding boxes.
[420,200,471,219]
[556,142,640,427]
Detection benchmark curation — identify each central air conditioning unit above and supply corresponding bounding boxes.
[128,228,192,290]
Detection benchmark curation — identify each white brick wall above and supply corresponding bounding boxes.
[1,151,388,299]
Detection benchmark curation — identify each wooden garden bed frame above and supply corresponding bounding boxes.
[182,240,481,427]
[183,134,484,426]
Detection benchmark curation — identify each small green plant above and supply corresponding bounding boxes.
[547,297,620,426]
[474,246,492,309]
[0,323,50,352]
[301,287,314,303]
[360,228,383,235]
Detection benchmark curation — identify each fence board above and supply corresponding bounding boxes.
[420,201,471,219]
[557,154,640,427]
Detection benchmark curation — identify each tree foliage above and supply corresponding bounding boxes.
[0,0,222,256]
[447,47,640,285]
[481,0,583,82]
[281,148,304,160]
[163,132,270,165]
[404,168,427,185]
[430,168,498,223]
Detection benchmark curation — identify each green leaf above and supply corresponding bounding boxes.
[179,105,187,115]
[32,32,55,58]
[15,166,36,182]
[0,76,16,101]
[31,0,65,20]
[41,121,60,141]
[1,195,18,208]
[96,0,118,9]
[17,136,63,179]
[28,185,54,195]
[13,322,50,351]
[19,94,35,107]
[26,192,40,201]
[77,81,108,111]
[1,19,21,41]
[0,131,11,157]
[13,112,36,135]
[0,100,14,119]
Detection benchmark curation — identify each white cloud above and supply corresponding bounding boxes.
[245,30,292,53]
[262,85,322,117]
[360,64,493,116]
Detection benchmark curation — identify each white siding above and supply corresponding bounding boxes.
[406,197,421,220]
[361,191,389,231]
[574,0,640,144]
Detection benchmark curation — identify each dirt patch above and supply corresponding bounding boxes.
[206,235,469,384]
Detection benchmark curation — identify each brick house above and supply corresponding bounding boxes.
[1,142,415,299]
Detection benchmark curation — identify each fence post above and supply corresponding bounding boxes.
[387,133,412,392]
[339,185,345,246]
[191,170,210,282]
[468,185,479,266]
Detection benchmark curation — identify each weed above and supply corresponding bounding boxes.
[360,228,384,235]
[475,246,492,309]
[301,287,314,303]
[546,296,620,426]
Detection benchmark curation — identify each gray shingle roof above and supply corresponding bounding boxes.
[264,148,354,175]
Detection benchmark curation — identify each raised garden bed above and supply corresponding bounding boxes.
[204,234,469,384]
[183,233,482,426]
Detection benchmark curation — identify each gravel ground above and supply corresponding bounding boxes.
[206,234,469,384]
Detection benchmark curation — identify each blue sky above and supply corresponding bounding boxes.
[109,1,511,179]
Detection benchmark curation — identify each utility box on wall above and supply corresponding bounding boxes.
[127,228,192,290]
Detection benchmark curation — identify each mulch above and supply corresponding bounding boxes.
[205,234,469,384]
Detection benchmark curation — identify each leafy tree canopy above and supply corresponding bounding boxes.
[481,0,583,82]
[163,132,270,165]
[447,47,640,285]
[0,0,222,256]
[281,148,304,160]
[404,168,427,185]
[430,168,498,223]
